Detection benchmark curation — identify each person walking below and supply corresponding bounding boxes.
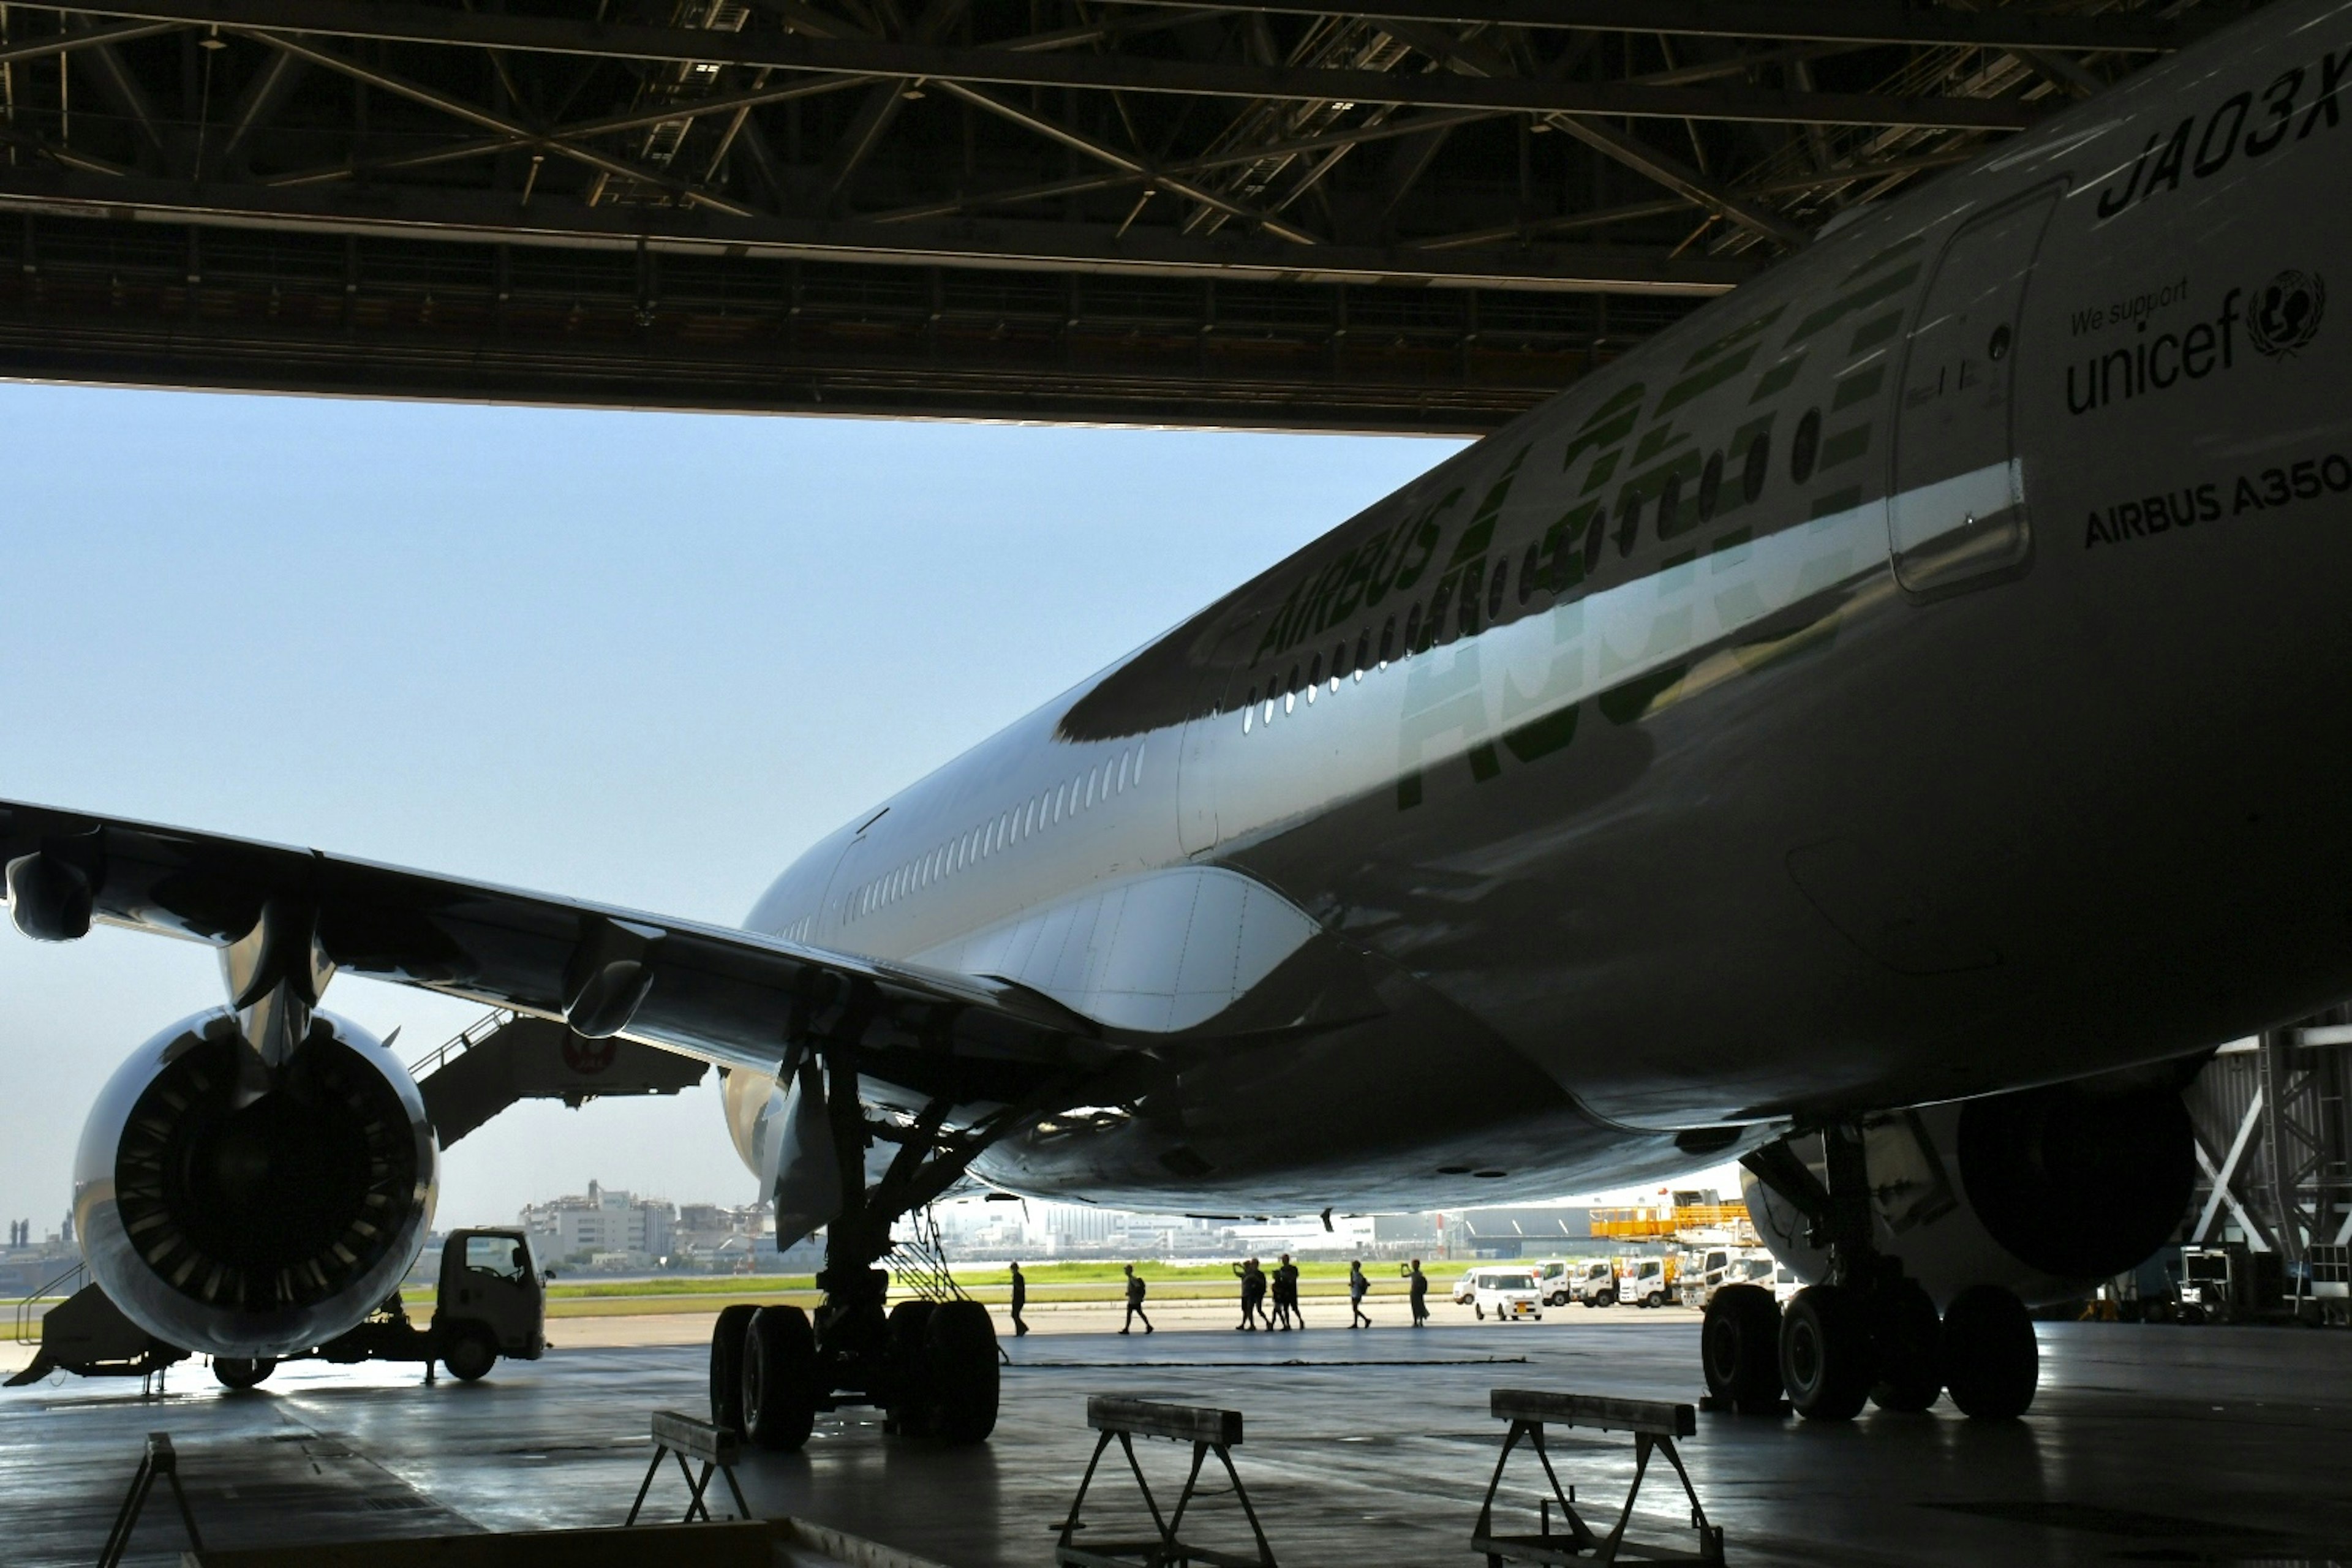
[1273,1254,1302,1330]
[1409,1259,1430,1327]
[1009,1261,1030,1337]
[1235,1257,1267,1329]
[1349,1259,1373,1328]
[1119,1263,1155,1334]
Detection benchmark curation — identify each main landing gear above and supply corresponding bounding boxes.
[709,1046,1042,1452]
[1706,1125,2038,1422]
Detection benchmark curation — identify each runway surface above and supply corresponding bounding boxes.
[4,1313,2348,1566]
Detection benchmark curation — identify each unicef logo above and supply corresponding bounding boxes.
[2248,270,2324,358]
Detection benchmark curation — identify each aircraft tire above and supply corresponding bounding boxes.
[443,1323,499,1383]
[1700,1284,1782,1412]
[213,1356,276,1391]
[1942,1284,2038,1420]
[927,1300,999,1445]
[742,1305,819,1451]
[1779,1285,1873,1422]
[1868,1280,1944,1413]
[886,1300,939,1438]
[709,1303,759,1434]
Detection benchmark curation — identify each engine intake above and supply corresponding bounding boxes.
[74,1008,439,1358]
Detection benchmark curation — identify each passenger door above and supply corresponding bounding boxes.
[1888,185,2062,598]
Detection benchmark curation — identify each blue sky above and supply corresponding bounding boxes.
[0,383,1468,1232]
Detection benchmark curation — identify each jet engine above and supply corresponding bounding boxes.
[72,1008,439,1359]
[1744,1073,2195,1308]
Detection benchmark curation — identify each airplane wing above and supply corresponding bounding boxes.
[0,799,1118,1110]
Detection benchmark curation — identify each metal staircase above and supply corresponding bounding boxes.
[409,1011,710,1147]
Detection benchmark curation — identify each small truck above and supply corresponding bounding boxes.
[9,1228,545,1390]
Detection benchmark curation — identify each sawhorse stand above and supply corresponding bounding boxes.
[625,1410,753,1525]
[1471,1390,1724,1566]
[1057,1396,1275,1568]
[99,1433,205,1567]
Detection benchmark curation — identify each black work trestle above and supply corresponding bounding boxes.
[98,1431,204,1568]
[1471,1389,1724,1566]
[625,1409,753,1526]
[1057,1395,1276,1568]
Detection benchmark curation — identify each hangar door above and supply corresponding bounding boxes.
[1888,184,2061,598]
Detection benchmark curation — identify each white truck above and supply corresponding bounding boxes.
[1467,1267,1545,1322]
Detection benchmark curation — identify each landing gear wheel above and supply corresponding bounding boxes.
[1868,1280,1943,1413]
[1701,1284,1783,1412]
[442,1323,499,1383]
[1942,1284,2038,1420]
[213,1356,276,1391]
[709,1303,760,1434]
[885,1300,939,1438]
[927,1300,1000,1444]
[743,1305,820,1451]
[1779,1284,1873,1422]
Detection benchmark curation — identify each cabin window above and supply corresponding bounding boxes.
[1518,543,1539,605]
[1449,576,1474,641]
[1310,652,1324,688]
[1614,490,1642,557]
[1332,642,1347,687]
[1791,409,1821,484]
[1487,559,1507,620]
[1581,508,1607,575]
[1403,604,1422,652]
[1698,451,1723,521]
[1657,472,1683,538]
[1743,431,1770,503]
[1354,630,1370,678]
[1379,616,1396,662]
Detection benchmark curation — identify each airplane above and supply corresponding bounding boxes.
[7,0,2350,1446]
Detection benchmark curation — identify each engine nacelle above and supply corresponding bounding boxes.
[74,1008,439,1358]
[1744,1076,2194,1309]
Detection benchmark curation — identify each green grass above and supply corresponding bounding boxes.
[399,1259,1435,1315]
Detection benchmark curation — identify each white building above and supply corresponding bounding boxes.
[521,1181,677,1265]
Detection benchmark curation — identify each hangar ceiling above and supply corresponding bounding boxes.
[0,0,2245,431]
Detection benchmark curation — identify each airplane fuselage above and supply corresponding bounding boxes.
[748,0,2352,1214]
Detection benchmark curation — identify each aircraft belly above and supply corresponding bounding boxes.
[971,958,1732,1212]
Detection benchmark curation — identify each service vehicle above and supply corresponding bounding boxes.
[1450,1270,1479,1306]
[1468,1268,1544,1322]
[1568,1259,1618,1308]
[1677,1248,1778,1313]
[1618,1256,1679,1308]
[9,1229,545,1390]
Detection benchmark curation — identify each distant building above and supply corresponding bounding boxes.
[520,1180,677,1267]
[1451,1207,1595,1258]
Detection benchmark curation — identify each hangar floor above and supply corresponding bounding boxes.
[4,1317,2348,1567]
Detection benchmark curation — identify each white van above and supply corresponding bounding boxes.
[1471,1268,1544,1322]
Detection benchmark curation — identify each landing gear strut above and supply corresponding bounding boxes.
[1715,1122,2037,1422]
[711,1037,1057,1450]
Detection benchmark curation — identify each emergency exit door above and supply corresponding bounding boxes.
[1888,185,2061,598]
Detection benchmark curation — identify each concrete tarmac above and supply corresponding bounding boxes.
[4,1310,2349,1566]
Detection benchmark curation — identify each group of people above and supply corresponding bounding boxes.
[1003,1257,1434,1337]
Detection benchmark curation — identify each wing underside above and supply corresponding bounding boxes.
[0,799,1118,1112]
